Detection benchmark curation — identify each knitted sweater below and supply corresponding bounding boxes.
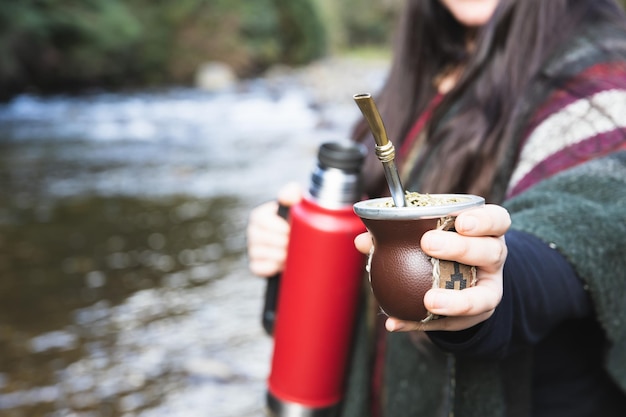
[341,21,626,417]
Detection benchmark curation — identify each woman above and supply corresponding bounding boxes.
[247,0,626,416]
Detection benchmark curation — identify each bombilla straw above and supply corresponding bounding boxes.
[353,93,406,207]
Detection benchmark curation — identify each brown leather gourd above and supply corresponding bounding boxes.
[362,217,435,321]
[353,194,485,322]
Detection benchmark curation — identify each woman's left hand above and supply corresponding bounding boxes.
[354,204,511,332]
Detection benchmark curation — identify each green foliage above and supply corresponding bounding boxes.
[0,0,396,97]
[272,0,327,65]
[0,1,146,94]
[239,1,280,58]
[338,0,399,47]
[317,0,402,52]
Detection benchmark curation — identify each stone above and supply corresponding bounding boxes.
[195,62,237,92]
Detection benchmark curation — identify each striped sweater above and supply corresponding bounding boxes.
[507,63,626,198]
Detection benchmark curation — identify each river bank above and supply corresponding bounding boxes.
[0,55,389,417]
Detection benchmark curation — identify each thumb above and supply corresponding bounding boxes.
[277,182,303,207]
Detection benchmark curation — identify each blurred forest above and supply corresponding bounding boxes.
[0,0,402,100]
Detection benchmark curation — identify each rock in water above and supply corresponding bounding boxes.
[195,62,237,92]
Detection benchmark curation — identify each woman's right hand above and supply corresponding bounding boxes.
[246,182,303,277]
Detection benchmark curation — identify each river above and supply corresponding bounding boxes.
[0,58,387,417]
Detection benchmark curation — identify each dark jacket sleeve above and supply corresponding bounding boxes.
[427,229,591,358]
[432,151,626,391]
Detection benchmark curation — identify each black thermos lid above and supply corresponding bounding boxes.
[317,142,367,173]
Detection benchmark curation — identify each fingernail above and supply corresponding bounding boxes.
[425,291,448,310]
[386,319,405,332]
[424,233,445,251]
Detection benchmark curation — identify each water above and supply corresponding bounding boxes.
[0,59,386,417]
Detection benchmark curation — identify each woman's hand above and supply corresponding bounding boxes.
[354,204,511,332]
[247,182,302,277]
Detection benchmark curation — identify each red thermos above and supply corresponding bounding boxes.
[265,141,367,417]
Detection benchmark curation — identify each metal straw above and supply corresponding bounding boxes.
[353,93,406,207]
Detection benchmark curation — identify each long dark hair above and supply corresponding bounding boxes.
[353,0,626,202]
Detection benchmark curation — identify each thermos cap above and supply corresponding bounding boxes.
[318,142,367,173]
[309,141,367,209]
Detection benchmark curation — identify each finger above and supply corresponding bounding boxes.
[247,202,291,277]
[384,275,503,331]
[247,230,289,276]
[247,221,289,259]
[423,284,502,317]
[249,257,285,277]
[454,204,511,237]
[386,311,494,332]
[354,232,373,255]
[421,230,507,270]
[248,202,291,239]
[277,182,303,207]
[248,241,288,265]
